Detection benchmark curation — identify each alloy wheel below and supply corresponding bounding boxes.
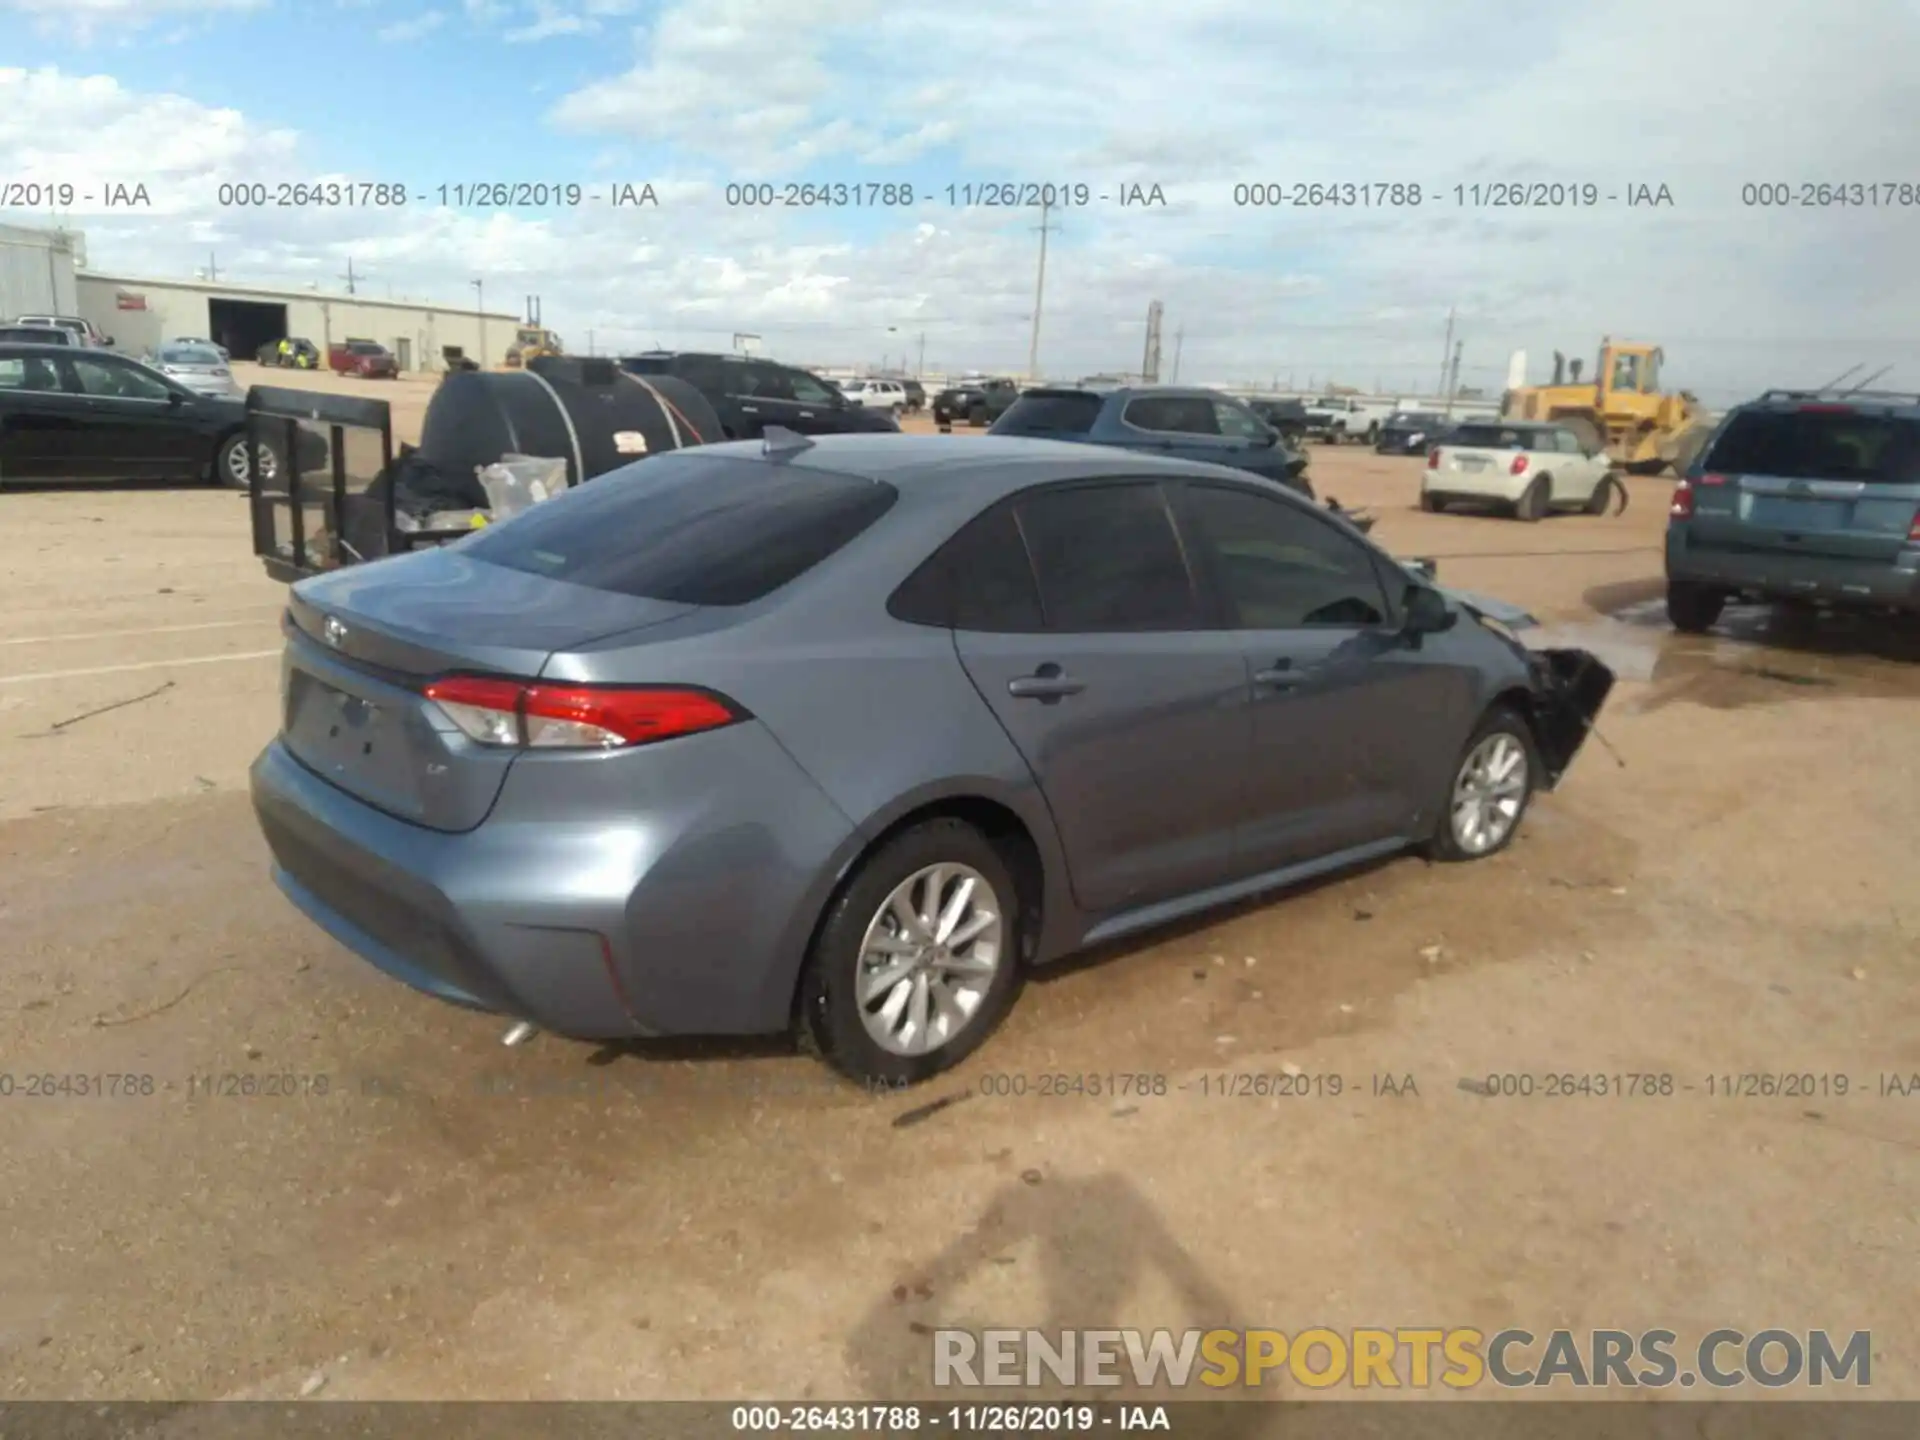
[1449,732,1529,855]
[855,863,1004,1057]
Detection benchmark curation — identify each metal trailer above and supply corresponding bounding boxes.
[246,385,471,582]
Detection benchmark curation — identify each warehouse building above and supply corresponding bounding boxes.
[0,222,83,319]
[74,271,520,372]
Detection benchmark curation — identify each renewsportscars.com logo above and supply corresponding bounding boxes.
[933,1328,1873,1391]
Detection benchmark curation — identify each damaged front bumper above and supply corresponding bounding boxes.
[1422,579,1616,789]
[1522,648,1616,790]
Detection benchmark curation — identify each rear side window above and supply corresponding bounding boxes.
[1015,483,1201,631]
[463,455,897,605]
[1124,395,1219,434]
[1703,409,1920,484]
[993,393,1101,435]
[889,505,1044,632]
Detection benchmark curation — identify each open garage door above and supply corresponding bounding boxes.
[210,298,288,363]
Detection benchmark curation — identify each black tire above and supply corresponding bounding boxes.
[1666,580,1726,634]
[1423,705,1539,863]
[1513,476,1548,522]
[967,404,988,427]
[1420,490,1445,513]
[1583,473,1620,515]
[798,818,1026,1087]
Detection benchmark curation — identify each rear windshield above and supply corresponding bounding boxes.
[160,344,223,365]
[993,392,1102,434]
[0,328,66,343]
[462,455,898,605]
[1702,409,1920,484]
[347,342,386,355]
[1449,424,1545,449]
[1390,412,1441,426]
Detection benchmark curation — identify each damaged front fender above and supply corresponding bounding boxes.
[1524,648,1617,790]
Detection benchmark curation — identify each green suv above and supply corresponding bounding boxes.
[1665,389,1920,632]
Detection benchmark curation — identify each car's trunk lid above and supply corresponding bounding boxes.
[280,548,695,831]
[1439,445,1519,475]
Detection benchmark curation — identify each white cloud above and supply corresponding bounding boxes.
[377,9,447,41]
[503,1,586,41]
[0,0,267,42]
[5,0,1920,396]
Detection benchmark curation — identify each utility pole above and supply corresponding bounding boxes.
[1444,340,1463,417]
[1437,306,1455,401]
[341,257,360,295]
[471,279,485,366]
[1027,198,1056,383]
[1170,326,1184,382]
[206,251,218,282]
[917,331,927,377]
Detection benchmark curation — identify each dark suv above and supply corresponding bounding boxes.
[1665,388,1920,631]
[933,377,1020,428]
[618,352,900,440]
[989,385,1314,498]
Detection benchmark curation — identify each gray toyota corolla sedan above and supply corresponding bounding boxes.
[251,433,1613,1086]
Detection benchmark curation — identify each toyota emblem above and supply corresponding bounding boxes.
[323,615,348,648]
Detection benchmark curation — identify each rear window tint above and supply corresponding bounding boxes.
[993,393,1102,435]
[463,455,897,605]
[1703,409,1920,483]
[1448,424,1545,449]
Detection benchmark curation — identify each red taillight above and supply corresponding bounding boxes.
[1426,448,1441,469]
[1509,453,1530,475]
[1670,479,1695,519]
[1908,510,1920,542]
[422,676,742,749]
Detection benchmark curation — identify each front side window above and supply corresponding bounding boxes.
[1181,483,1389,629]
[72,357,171,401]
[1213,400,1268,440]
[789,370,835,404]
[1014,482,1201,632]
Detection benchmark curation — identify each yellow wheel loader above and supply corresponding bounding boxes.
[1502,338,1715,475]
[503,325,564,369]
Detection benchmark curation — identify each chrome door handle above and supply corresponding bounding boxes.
[1008,668,1085,700]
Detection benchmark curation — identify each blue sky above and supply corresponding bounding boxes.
[3,0,1919,398]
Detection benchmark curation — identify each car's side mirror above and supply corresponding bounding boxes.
[1402,583,1456,635]
[167,389,186,405]
[1255,427,1278,447]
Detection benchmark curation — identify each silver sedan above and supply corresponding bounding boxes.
[148,342,241,399]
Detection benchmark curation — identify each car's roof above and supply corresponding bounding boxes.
[1736,390,1920,417]
[668,432,1291,496]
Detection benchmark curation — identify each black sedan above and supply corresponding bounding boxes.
[1375,410,1454,455]
[0,342,318,488]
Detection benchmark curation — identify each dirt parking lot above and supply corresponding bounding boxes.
[2,366,1917,1406]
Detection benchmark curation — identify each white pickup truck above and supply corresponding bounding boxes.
[1302,395,1397,444]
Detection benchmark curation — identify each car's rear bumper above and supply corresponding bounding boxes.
[1423,470,1529,503]
[1666,529,1920,610]
[249,725,856,1040]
